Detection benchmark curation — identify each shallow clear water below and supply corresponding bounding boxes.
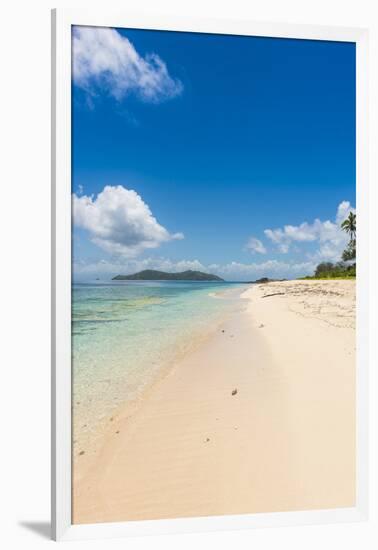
[72,281,245,452]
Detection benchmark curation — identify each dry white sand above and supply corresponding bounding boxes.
[73,279,355,524]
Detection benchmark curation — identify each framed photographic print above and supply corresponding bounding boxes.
[52,9,369,541]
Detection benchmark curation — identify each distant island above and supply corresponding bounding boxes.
[112,270,224,282]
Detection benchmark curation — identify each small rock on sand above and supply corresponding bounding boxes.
[79,450,85,456]
[231,388,238,396]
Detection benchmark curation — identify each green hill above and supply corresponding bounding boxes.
[112,269,224,282]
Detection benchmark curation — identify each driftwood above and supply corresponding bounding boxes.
[261,292,285,298]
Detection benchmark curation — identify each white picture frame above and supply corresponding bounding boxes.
[51,8,369,541]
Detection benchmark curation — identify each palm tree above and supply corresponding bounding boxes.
[341,211,356,242]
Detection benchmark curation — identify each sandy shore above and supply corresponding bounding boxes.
[73,279,355,524]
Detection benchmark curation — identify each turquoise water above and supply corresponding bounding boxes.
[72,281,245,452]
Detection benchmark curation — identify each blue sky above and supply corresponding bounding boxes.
[72,26,356,281]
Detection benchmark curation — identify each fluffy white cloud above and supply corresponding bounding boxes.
[245,237,267,254]
[264,201,355,261]
[73,185,183,257]
[336,200,355,225]
[72,26,183,103]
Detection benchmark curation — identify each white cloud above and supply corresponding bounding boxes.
[72,26,183,103]
[246,237,267,254]
[336,200,355,225]
[264,201,355,261]
[73,185,183,257]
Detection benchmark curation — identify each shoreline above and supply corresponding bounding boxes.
[73,279,355,524]
[72,285,246,480]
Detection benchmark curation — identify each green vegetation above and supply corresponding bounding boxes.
[300,262,356,280]
[112,269,224,281]
[300,211,356,280]
[342,238,356,262]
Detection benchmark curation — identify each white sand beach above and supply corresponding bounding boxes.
[73,279,355,524]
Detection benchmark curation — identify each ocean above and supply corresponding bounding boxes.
[72,281,245,453]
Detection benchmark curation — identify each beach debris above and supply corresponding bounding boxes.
[259,323,265,328]
[205,438,210,442]
[221,329,225,333]
[261,292,285,298]
[79,451,85,456]
[231,388,238,396]
[115,430,120,434]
